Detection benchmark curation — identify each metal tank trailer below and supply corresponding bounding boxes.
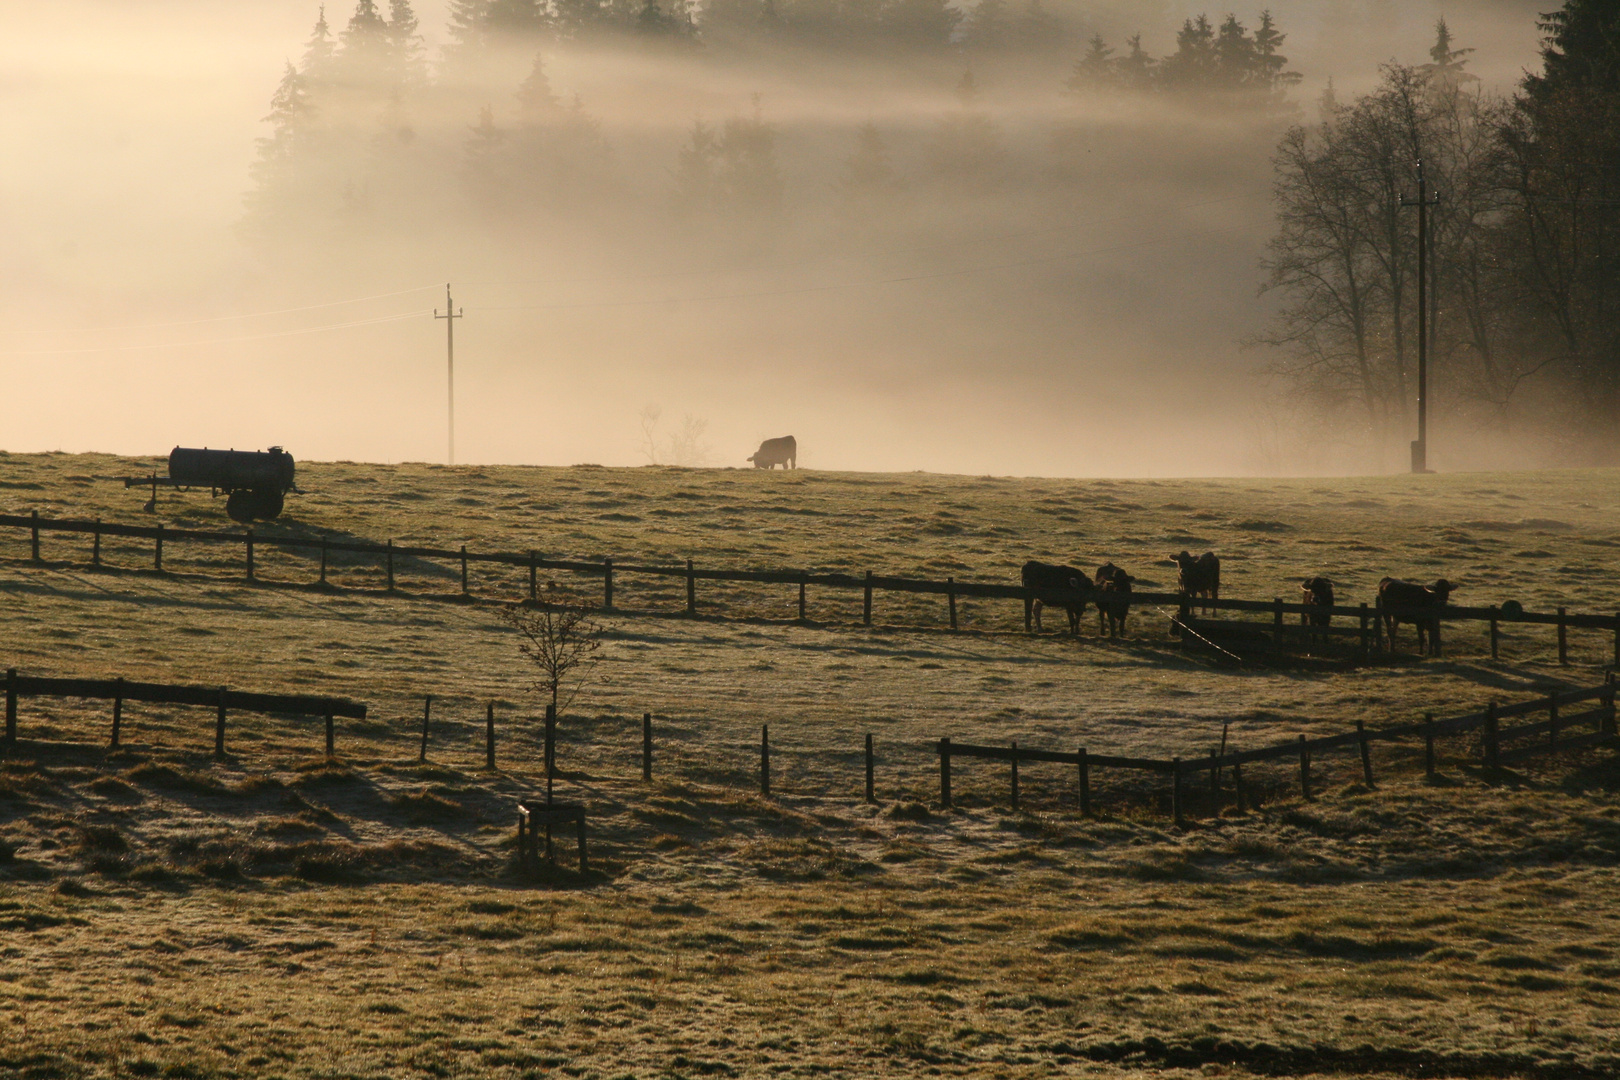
[125,446,298,523]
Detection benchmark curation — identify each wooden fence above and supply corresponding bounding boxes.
[5,511,1618,665]
[938,678,1618,824]
[3,668,366,758]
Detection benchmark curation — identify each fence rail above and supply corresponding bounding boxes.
[6,512,1618,664]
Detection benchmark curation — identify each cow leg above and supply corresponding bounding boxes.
[1033,600,1044,633]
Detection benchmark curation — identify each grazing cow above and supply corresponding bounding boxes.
[1300,577,1335,644]
[1021,560,1091,635]
[1171,551,1221,614]
[1378,577,1454,656]
[748,436,797,470]
[1095,562,1135,638]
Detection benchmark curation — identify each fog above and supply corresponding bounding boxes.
[0,1,1551,477]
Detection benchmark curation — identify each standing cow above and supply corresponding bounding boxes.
[748,436,797,469]
[1378,577,1454,656]
[1300,577,1335,644]
[1021,560,1091,635]
[1095,562,1135,638]
[1171,551,1221,615]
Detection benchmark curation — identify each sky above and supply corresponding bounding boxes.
[0,1,1551,477]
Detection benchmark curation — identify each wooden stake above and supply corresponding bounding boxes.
[1297,736,1311,800]
[947,578,958,631]
[686,559,696,616]
[864,733,875,803]
[1077,747,1090,816]
[760,724,771,796]
[214,686,227,758]
[1009,740,1019,810]
[642,712,652,781]
[1356,720,1374,787]
[419,695,432,762]
[485,701,495,769]
[939,738,952,808]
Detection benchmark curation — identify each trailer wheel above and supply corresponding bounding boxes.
[225,490,255,523]
[254,488,285,520]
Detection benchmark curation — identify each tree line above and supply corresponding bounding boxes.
[1256,1,1620,456]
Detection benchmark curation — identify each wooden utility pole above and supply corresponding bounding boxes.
[434,284,464,466]
[1401,160,1439,474]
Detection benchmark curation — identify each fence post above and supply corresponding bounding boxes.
[1484,702,1500,775]
[1424,712,1437,778]
[214,687,227,758]
[529,552,538,601]
[155,524,163,571]
[485,701,496,769]
[386,540,395,591]
[939,737,952,808]
[1613,613,1619,673]
[1557,608,1568,666]
[865,733,875,803]
[1358,604,1369,662]
[603,558,614,611]
[544,703,556,804]
[1356,720,1374,787]
[1490,606,1500,660]
[111,677,123,749]
[1297,736,1311,800]
[29,510,39,562]
[1548,687,1560,751]
[1172,757,1184,827]
[642,712,652,781]
[798,572,807,621]
[460,546,469,595]
[4,668,16,747]
[1605,674,1617,738]
[863,571,873,626]
[419,695,432,762]
[947,577,958,631]
[92,520,101,568]
[245,529,255,581]
[319,538,328,585]
[1077,747,1090,816]
[326,713,335,759]
[760,724,771,796]
[1009,741,1019,810]
[686,560,696,616]
[1025,594,1035,633]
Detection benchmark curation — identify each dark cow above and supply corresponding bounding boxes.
[1300,577,1335,643]
[1095,562,1135,638]
[1378,577,1454,656]
[1022,560,1091,635]
[748,435,797,470]
[1171,550,1221,614]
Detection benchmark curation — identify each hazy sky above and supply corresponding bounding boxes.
[0,1,1549,477]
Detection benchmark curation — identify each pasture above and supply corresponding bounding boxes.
[1,450,1619,1078]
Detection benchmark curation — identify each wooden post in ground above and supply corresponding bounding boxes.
[686,560,696,616]
[1297,736,1311,800]
[246,530,255,581]
[1613,614,1619,673]
[1009,741,1020,810]
[1078,747,1090,816]
[92,520,101,567]
[460,546,468,594]
[1484,702,1501,775]
[154,524,163,572]
[1557,608,1569,666]
[4,668,16,748]
[214,686,227,758]
[1490,607,1500,660]
[326,713,335,759]
[1356,720,1374,787]
[485,701,495,769]
[1025,595,1034,633]
[604,558,614,611]
[29,511,39,562]
[798,573,807,622]
[863,571,873,626]
[1172,757,1184,827]
[111,677,123,749]
[319,538,328,585]
[642,712,652,781]
[529,552,537,601]
[939,738,952,808]
[1605,675,1617,737]
[864,734,875,803]
[947,578,958,631]
[419,695,432,762]
[760,724,770,796]
[1424,712,1437,778]
[385,540,394,591]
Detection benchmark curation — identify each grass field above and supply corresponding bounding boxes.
[2,451,1619,1078]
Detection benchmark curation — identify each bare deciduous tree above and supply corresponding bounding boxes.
[502,585,603,713]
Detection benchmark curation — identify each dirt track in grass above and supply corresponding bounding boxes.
[2,451,1619,1077]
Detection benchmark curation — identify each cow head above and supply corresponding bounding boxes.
[1430,579,1454,602]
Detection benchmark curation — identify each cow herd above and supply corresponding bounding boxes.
[1021,552,1457,656]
